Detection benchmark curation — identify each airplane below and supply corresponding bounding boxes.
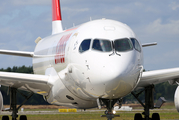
[0,0,179,120]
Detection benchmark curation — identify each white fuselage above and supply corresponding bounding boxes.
[32,19,143,109]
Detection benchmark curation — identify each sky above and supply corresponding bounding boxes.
[0,0,178,71]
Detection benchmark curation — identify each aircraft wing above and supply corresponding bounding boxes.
[136,68,179,89]
[0,49,34,57]
[0,72,51,96]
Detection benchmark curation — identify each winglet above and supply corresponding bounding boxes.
[52,0,63,34]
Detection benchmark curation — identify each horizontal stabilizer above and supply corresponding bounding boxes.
[142,42,157,47]
[0,49,34,57]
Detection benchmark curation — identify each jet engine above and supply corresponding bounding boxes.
[0,91,4,111]
[174,86,179,112]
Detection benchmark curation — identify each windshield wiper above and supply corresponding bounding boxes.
[109,41,121,56]
[109,41,115,56]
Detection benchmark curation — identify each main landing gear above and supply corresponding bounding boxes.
[2,87,33,120]
[131,85,166,120]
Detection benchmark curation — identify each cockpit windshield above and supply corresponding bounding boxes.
[79,38,133,54]
[79,39,91,53]
[114,38,133,52]
[92,39,112,52]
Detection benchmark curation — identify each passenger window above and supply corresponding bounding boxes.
[79,39,91,53]
[114,38,133,52]
[131,38,141,52]
[92,39,112,52]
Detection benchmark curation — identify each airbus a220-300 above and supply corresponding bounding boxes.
[0,0,179,120]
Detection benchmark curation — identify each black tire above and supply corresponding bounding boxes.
[2,116,9,120]
[104,110,108,115]
[134,113,143,120]
[19,115,27,120]
[152,113,160,120]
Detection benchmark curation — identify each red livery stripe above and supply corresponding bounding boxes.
[55,33,72,64]
[55,55,64,64]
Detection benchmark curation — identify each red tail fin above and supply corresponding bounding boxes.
[52,0,63,34]
[52,0,62,21]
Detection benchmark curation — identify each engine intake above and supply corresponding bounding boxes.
[0,91,4,111]
[174,86,179,112]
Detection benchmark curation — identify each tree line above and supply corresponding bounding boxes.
[0,66,177,105]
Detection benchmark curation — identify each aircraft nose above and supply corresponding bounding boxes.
[98,53,135,82]
[88,53,142,99]
[99,62,139,98]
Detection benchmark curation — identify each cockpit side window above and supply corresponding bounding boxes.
[114,38,133,52]
[79,39,91,53]
[92,39,112,52]
[131,38,141,52]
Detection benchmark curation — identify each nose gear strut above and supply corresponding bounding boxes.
[100,99,120,120]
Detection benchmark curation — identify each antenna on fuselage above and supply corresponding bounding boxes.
[52,0,63,34]
[73,23,75,27]
[90,17,92,21]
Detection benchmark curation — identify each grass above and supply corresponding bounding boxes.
[1,103,179,120]
[1,111,179,120]
[0,113,107,120]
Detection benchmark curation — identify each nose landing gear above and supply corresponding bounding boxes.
[100,99,120,120]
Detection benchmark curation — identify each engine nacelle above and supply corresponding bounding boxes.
[0,91,4,111]
[174,86,179,112]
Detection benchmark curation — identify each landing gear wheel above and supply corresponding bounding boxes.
[19,115,27,120]
[134,113,143,120]
[100,99,120,120]
[105,110,108,115]
[2,116,9,120]
[152,113,160,120]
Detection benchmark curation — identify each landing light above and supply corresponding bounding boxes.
[113,110,116,114]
